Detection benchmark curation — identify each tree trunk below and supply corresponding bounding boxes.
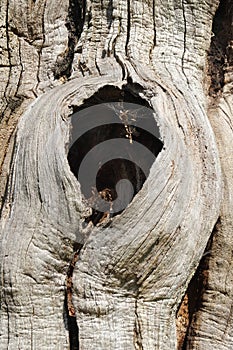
[0,0,232,349]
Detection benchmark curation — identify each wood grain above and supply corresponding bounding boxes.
[0,0,231,349]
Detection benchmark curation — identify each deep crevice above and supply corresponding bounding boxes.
[208,0,233,97]
[149,0,156,61]
[0,0,12,123]
[106,0,113,29]
[53,0,86,79]
[176,218,220,350]
[68,85,163,227]
[152,0,156,48]
[64,242,83,350]
[35,0,46,91]
[64,292,79,350]
[4,0,11,99]
[125,0,131,56]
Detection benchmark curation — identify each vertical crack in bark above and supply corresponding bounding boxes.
[176,218,219,350]
[35,0,46,91]
[66,251,80,317]
[181,0,188,85]
[15,38,24,97]
[4,0,11,101]
[65,243,83,350]
[108,13,127,80]
[36,139,44,206]
[152,0,156,48]
[1,0,11,122]
[169,94,185,136]
[94,57,101,76]
[208,0,233,98]
[125,0,131,57]
[149,0,156,61]
[106,0,113,29]
[53,0,86,80]
[134,300,144,350]
[112,18,127,80]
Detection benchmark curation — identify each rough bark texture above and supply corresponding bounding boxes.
[186,2,233,348]
[0,0,232,349]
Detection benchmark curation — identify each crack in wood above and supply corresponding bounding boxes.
[111,17,127,79]
[66,252,79,317]
[152,0,156,48]
[181,0,189,85]
[125,0,131,57]
[1,0,12,123]
[106,0,113,29]
[65,243,83,350]
[35,0,47,91]
[4,0,11,95]
[94,57,101,76]
[176,218,219,350]
[208,0,233,98]
[134,300,144,350]
[15,38,24,97]
[149,0,157,62]
[53,0,86,80]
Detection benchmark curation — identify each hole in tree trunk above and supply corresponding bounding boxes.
[68,85,163,226]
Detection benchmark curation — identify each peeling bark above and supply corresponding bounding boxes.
[0,0,232,349]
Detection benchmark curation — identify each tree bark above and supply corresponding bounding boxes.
[0,0,232,349]
[186,2,233,347]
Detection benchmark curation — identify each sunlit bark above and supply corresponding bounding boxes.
[0,1,232,349]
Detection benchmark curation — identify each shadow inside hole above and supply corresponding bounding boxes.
[67,86,163,225]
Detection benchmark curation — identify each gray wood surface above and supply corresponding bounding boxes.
[0,0,232,349]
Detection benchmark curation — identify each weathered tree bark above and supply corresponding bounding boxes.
[186,2,233,348]
[0,0,232,349]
